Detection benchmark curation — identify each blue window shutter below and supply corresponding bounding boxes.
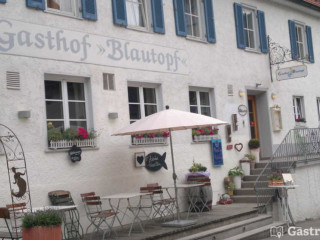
[288,20,298,60]
[151,0,165,34]
[173,0,186,37]
[204,0,216,43]
[257,10,268,53]
[112,0,127,26]
[81,0,97,21]
[306,26,314,63]
[233,3,245,49]
[26,0,45,10]
[0,0,6,4]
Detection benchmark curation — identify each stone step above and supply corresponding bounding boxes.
[250,168,272,175]
[231,195,272,204]
[176,215,273,240]
[242,181,268,188]
[243,175,267,181]
[255,162,269,168]
[234,188,275,196]
[223,221,287,240]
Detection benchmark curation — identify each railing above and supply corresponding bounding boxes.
[254,128,320,212]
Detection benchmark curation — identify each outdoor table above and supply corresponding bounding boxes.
[163,183,205,219]
[101,192,152,236]
[269,185,299,226]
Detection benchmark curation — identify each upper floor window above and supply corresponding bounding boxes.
[113,0,165,34]
[189,90,211,116]
[293,96,306,123]
[47,0,78,16]
[289,20,314,63]
[233,3,268,53]
[173,0,216,43]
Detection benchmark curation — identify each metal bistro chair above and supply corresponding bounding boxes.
[80,192,117,240]
[48,190,84,240]
[6,203,27,237]
[0,207,22,240]
[142,183,175,222]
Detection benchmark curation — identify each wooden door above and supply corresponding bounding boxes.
[247,95,259,140]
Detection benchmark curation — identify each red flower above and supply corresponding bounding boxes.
[78,128,88,139]
[149,133,154,138]
[163,132,170,137]
[210,130,214,135]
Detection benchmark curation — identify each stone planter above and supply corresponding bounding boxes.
[240,158,250,176]
[23,226,62,240]
[250,148,260,163]
[233,176,242,189]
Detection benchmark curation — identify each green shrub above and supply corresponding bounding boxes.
[47,128,63,142]
[62,128,78,140]
[22,210,62,228]
[248,139,260,149]
[228,166,244,177]
[245,153,256,161]
[189,161,207,172]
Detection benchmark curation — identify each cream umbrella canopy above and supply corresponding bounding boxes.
[112,107,228,226]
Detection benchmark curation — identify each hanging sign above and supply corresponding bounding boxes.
[276,65,308,81]
[211,139,223,166]
[68,145,82,162]
[145,152,167,172]
[238,105,248,116]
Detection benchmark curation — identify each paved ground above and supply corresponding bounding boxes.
[263,218,320,240]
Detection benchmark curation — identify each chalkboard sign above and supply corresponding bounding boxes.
[211,139,223,166]
[68,145,82,162]
[145,152,167,172]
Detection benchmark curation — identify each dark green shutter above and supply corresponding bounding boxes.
[204,0,216,43]
[81,0,97,21]
[26,0,45,10]
[233,3,245,49]
[257,10,268,53]
[306,26,314,63]
[173,0,186,37]
[288,20,298,60]
[151,0,165,34]
[112,0,127,26]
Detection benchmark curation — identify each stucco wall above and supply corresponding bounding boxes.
[0,0,320,229]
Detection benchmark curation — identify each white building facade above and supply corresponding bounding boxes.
[0,0,320,227]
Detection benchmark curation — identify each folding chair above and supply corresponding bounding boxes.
[142,183,175,221]
[0,208,22,240]
[80,192,116,240]
[48,190,83,239]
[6,203,27,236]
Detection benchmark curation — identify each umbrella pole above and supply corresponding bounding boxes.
[169,129,181,221]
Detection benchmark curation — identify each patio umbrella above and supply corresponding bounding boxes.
[112,107,228,226]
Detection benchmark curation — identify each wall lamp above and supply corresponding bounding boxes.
[271,93,277,100]
[239,90,245,97]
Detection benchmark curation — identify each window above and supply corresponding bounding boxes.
[128,85,158,123]
[103,73,115,90]
[295,24,307,60]
[45,78,90,131]
[126,0,149,28]
[189,89,212,116]
[242,7,258,49]
[184,0,204,38]
[293,96,306,122]
[46,0,80,17]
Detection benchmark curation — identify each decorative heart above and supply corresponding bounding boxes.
[137,156,144,165]
[234,143,243,152]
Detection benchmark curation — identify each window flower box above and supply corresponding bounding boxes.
[192,127,219,142]
[49,138,97,149]
[131,132,169,145]
[193,135,219,142]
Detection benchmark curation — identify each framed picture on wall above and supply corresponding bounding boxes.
[135,152,145,167]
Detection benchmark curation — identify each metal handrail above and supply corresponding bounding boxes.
[254,128,320,212]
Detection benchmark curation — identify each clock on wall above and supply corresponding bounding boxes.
[238,105,248,116]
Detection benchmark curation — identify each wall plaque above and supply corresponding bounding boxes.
[277,65,307,81]
[68,145,82,162]
[145,152,167,172]
[212,139,223,166]
[238,105,248,116]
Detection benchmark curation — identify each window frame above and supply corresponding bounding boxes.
[127,82,161,123]
[44,75,92,133]
[184,0,206,41]
[293,96,306,122]
[242,4,260,51]
[45,0,81,18]
[189,87,215,117]
[294,22,308,60]
[317,98,320,122]
[126,0,153,32]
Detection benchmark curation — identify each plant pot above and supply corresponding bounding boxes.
[228,190,234,196]
[239,160,250,176]
[268,180,274,186]
[250,161,255,169]
[23,226,62,240]
[233,176,242,189]
[250,148,260,163]
[275,180,284,186]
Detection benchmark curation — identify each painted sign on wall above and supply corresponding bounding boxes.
[145,152,167,172]
[211,139,223,166]
[68,145,82,162]
[0,18,188,74]
[276,65,308,81]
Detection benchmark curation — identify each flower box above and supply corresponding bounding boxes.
[132,137,168,145]
[193,135,219,142]
[49,138,97,149]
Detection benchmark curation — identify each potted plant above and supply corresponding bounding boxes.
[239,156,251,176]
[228,166,244,189]
[22,209,62,240]
[245,153,256,169]
[192,127,219,142]
[188,161,207,173]
[132,131,169,145]
[295,118,307,128]
[224,177,235,195]
[248,139,260,163]
[268,172,284,186]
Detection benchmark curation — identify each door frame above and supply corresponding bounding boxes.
[248,95,259,140]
